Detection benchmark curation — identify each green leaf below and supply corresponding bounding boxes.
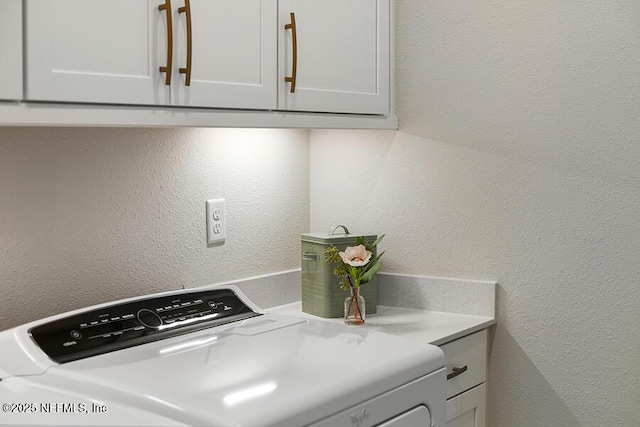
[356,236,365,246]
[365,251,385,272]
[361,260,382,284]
[372,234,385,247]
[349,266,359,278]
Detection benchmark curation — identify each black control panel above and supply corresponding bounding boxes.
[30,288,260,363]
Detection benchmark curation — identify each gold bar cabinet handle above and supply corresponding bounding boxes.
[178,0,192,86]
[158,0,173,85]
[284,12,297,93]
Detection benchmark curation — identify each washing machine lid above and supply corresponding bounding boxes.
[0,286,445,426]
[37,313,444,427]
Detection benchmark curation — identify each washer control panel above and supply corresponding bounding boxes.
[30,288,260,363]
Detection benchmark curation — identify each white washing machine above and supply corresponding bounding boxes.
[0,286,446,426]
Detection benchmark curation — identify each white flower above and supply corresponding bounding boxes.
[339,245,372,267]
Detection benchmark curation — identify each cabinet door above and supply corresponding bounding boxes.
[26,0,170,105]
[446,384,486,427]
[172,0,277,109]
[278,0,390,115]
[0,0,22,100]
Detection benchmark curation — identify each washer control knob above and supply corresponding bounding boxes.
[137,309,163,328]
[70,330,82,340]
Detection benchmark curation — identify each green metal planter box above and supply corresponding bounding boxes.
[301,228,379,318]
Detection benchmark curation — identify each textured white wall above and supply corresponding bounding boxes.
[310,1,640,426]
[0,127,309,331]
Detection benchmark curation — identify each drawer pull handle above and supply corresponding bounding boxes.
[302,252,319,261]
[284,12,297,93]
[158,0,173,85]
[447,365,468,380]
[178,0,193,86]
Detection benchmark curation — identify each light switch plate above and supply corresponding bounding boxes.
[206,199,226,244]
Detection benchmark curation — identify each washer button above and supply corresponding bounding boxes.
[70,330,82,339]
[137,309,163,328]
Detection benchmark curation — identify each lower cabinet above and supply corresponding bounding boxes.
[446,384,486,427]
[439,329,488,427]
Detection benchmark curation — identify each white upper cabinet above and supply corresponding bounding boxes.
[25,0,276,109]
[278,0,390,115]
[0,0,23,101]
[172,0,277,110]
[26,0,170,105]
[11,0,395,128]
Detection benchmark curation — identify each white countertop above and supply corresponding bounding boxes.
[268,302,496,346]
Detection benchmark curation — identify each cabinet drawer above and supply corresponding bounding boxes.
[440,329,487,399]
